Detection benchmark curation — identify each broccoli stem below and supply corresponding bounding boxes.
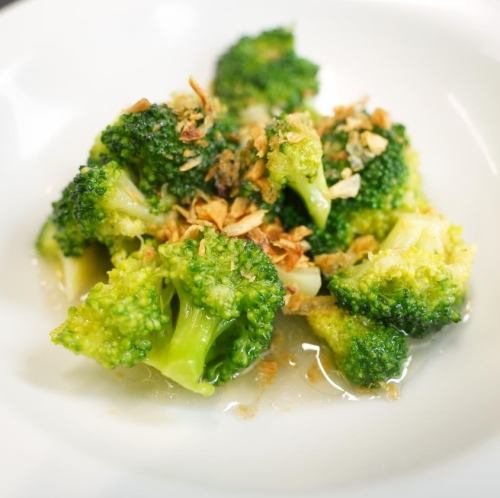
[146,288,230,396]
[142,285,175,367]
[380,213,446,253]
[290,176,331,230]
[105,170,168,232]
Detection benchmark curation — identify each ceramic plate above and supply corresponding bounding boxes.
[1,0,499,496]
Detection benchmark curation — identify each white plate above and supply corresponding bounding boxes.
[1,0,500,496]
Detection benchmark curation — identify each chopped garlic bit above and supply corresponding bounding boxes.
[253,127,268,158]
[328,173,361,200]
[314,235,378,276]
[360,131,388,156]
[124,98,151,114]
[195,198,228,230]
[283,294,337,315]
[222,210,267,237]
[245,159,265,182]
[346,131,375,171]
[179,156,202,172]
[188,76,211,113]
[198,239,206,256]
[340,167,352,179]
[170,78,220,144]
[314,252,351,276]
[371,107,392,130]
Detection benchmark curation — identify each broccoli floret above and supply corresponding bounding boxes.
[93,102,232,203]
[36,219,111,300]
[265,112,331,229]
[214,27,319,115]
[308,306,408,388]
[48,160,169,260]
[148,229,284,395]
[50,231,284,396]
[329,213,474,337]
[50,178,90,257]
[306,114,427,254]
[71,161,170,245]
[36,218,62,260]
[51,244,169,368]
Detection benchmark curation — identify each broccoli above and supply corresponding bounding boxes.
[265,112,331,229]
[51,244,169,368]
[46,160,170,261]
[214,27,319,115]
[308,306,408,388]
[329,213,474,337]
[51,230,284,396]
[149,229,284,395]
[36,219,110,301]
[50,176,89,257]
[36,218,63,261]
[305,112,427,254]
[93,101,233,204]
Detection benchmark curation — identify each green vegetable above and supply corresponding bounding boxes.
[308,306,408,388]
[36,219,63,260]
[306,117,427,254]
[46,160,169,260]
[51,243,169,368]
[329,213,474,336]
[36,219,110,300]
[39,27,476,397]
[265,112,331,229]
[151,229,284,395]
[93,102,233,204]
[51,230,284,396]
[214,27,319,115]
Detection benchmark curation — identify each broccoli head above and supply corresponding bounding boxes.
[93,100,233,204]
[36,218,110,301]
[264,112,331,229]
[214,27,319,115]
[149,229,284,395]
[305,109,427,254]
[329,213,474,337]
[47,160,169,260]
[50,176,90,257]
[51,244,169,368]
[308,306,408,388]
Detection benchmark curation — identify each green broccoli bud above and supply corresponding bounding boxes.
[214,27,319,115]
[94,101,233,203]
[51,179,90,257]
[329,213,475,336]
[48,157,168,259]
[266,112,331,229]
[148,229,285,395]
[51,244,169,368]
[71,161,170,244]
[308,306,408,388]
